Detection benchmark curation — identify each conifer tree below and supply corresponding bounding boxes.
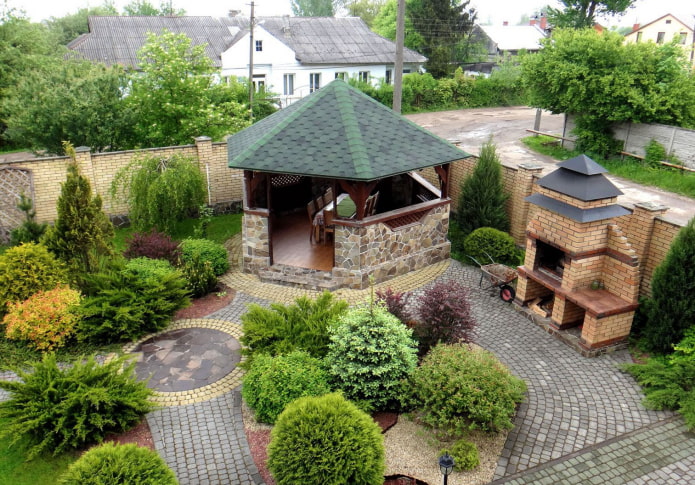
[456,138,509,238]
[641,217,695,353]
[42,142,114,277]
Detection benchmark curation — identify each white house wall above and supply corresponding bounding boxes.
[221,26,420,107]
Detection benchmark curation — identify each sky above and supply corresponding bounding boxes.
[8,0,695,29]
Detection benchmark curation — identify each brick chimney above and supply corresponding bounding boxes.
[540,14,547,31]
[632,23,640,32]
[503,21,509,26]
[530,16,538,27]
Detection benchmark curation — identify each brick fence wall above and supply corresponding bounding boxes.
[1,142,682,297]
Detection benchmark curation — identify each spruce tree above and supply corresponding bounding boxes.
[42,142,114,277]
[456,138,509,238]
[642,217,695,353]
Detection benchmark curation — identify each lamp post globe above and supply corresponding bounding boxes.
[438,452,455,485]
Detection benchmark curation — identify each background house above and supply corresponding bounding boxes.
[68,15,426,107]
[624,14,695,66]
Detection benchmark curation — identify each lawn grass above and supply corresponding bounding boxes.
[113,212,243,252]
[522,135,695,199]
[0,418,78,485]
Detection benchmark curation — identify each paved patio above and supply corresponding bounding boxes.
[1,257,693,484]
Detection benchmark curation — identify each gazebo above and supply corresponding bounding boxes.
[228,79,471,289]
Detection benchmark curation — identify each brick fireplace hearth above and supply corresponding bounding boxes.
[515,155,640,354]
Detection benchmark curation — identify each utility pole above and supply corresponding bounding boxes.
[248,1,255,122]
[393,0,405,113]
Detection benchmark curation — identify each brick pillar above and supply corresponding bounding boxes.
[509,163,544,245]
[74,146,97,196]
[195,136,213,205]
[623,202,668,296]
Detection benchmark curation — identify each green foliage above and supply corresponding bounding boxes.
[521,29,695,152]
[127,31,249,147]
[111,153,207,234]
[240,292,348,361]
[268,393,385,485]
[45,5,118,45]
[2,286,81,351]
[291,0,341,16]
[10,194,47,246]
[407,0,477,78]
[346,0,385,28]
[242,351,332,424]
[442,439,479,471]
[42,143,114,278]
[463,227,521,266]
[546,1,634,29]
[456,139,510,238]
[372,0,424,51]
[622,328,695,430]
[123,257,179,281]
[179,238,229,276]
[467,59,525,107]
[3,58,134,154]
[326,304,418,410]
[79,267,189,343]
[644,139,668,167]
[58,442,178,485]
[180,253,218,298]
[0,354,154,460]
[641,218,695,353]
[406,344,526,433]
[123,0,185,16]
[0,242,68,317]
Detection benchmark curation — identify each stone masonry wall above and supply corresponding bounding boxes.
[241,212,270,274]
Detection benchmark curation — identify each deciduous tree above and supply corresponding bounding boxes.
[546,0,635,29]
[347,0,385,28]
[291,0,343,17]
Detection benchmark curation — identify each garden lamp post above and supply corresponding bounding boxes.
[439,453,455,485]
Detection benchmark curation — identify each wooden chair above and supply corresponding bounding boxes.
[322,187,334,207]
[323,208,335,243]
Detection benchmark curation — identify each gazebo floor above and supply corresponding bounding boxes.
[271,211,334,271]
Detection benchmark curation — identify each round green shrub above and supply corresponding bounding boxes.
[0,354,153,459]
[179,238,229,276]
[123,257,179,281]
[463,227,520,266]
[0,242,68,316]
[180,254,218,298]
[242,351,331,424]
[443,439,480,471]
[59,442,178,485]
[406,344,526,434]
[267,393,385,485]
[326,304,418,411]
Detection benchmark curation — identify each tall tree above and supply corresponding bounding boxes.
[372,0,424,51]
[546,0,635,29]
[521,28,695,155]
[127,31,249,148]
[3,58,134,154]
[408,0,477,78]
[347,0,385,28]
[42,142,115,278]
[122,0,185,16]
[291,0,343,17]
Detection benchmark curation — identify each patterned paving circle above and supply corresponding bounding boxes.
[123,319,246,406]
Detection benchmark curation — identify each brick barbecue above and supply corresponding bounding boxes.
[515,155,641,352]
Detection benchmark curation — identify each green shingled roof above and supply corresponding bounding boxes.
[227,79,471,181]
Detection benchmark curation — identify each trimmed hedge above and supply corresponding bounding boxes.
[463,227,521,266]
[179,238,229,276]
[268,393,385,485]
[242,351,331,424]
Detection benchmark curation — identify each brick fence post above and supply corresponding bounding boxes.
[74,146,97,195]
[509,163,544,245]
[195,136,213,205]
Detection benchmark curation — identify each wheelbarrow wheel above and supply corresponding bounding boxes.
[500,285,515,303]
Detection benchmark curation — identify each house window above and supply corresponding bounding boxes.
[385,69,392,85]
[283,74,295,96]
[403,69,411,74]
[679,33,687,44]
[657,32,665,44]
[310,73,321,92]
[636,32,642,42]
[335,72,347,80]
[255,40,263,52]
[253,74,265,92]
[358,71,369,83]
[666,19,672,24]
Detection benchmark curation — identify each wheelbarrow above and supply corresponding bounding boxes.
[469,254,519,302]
